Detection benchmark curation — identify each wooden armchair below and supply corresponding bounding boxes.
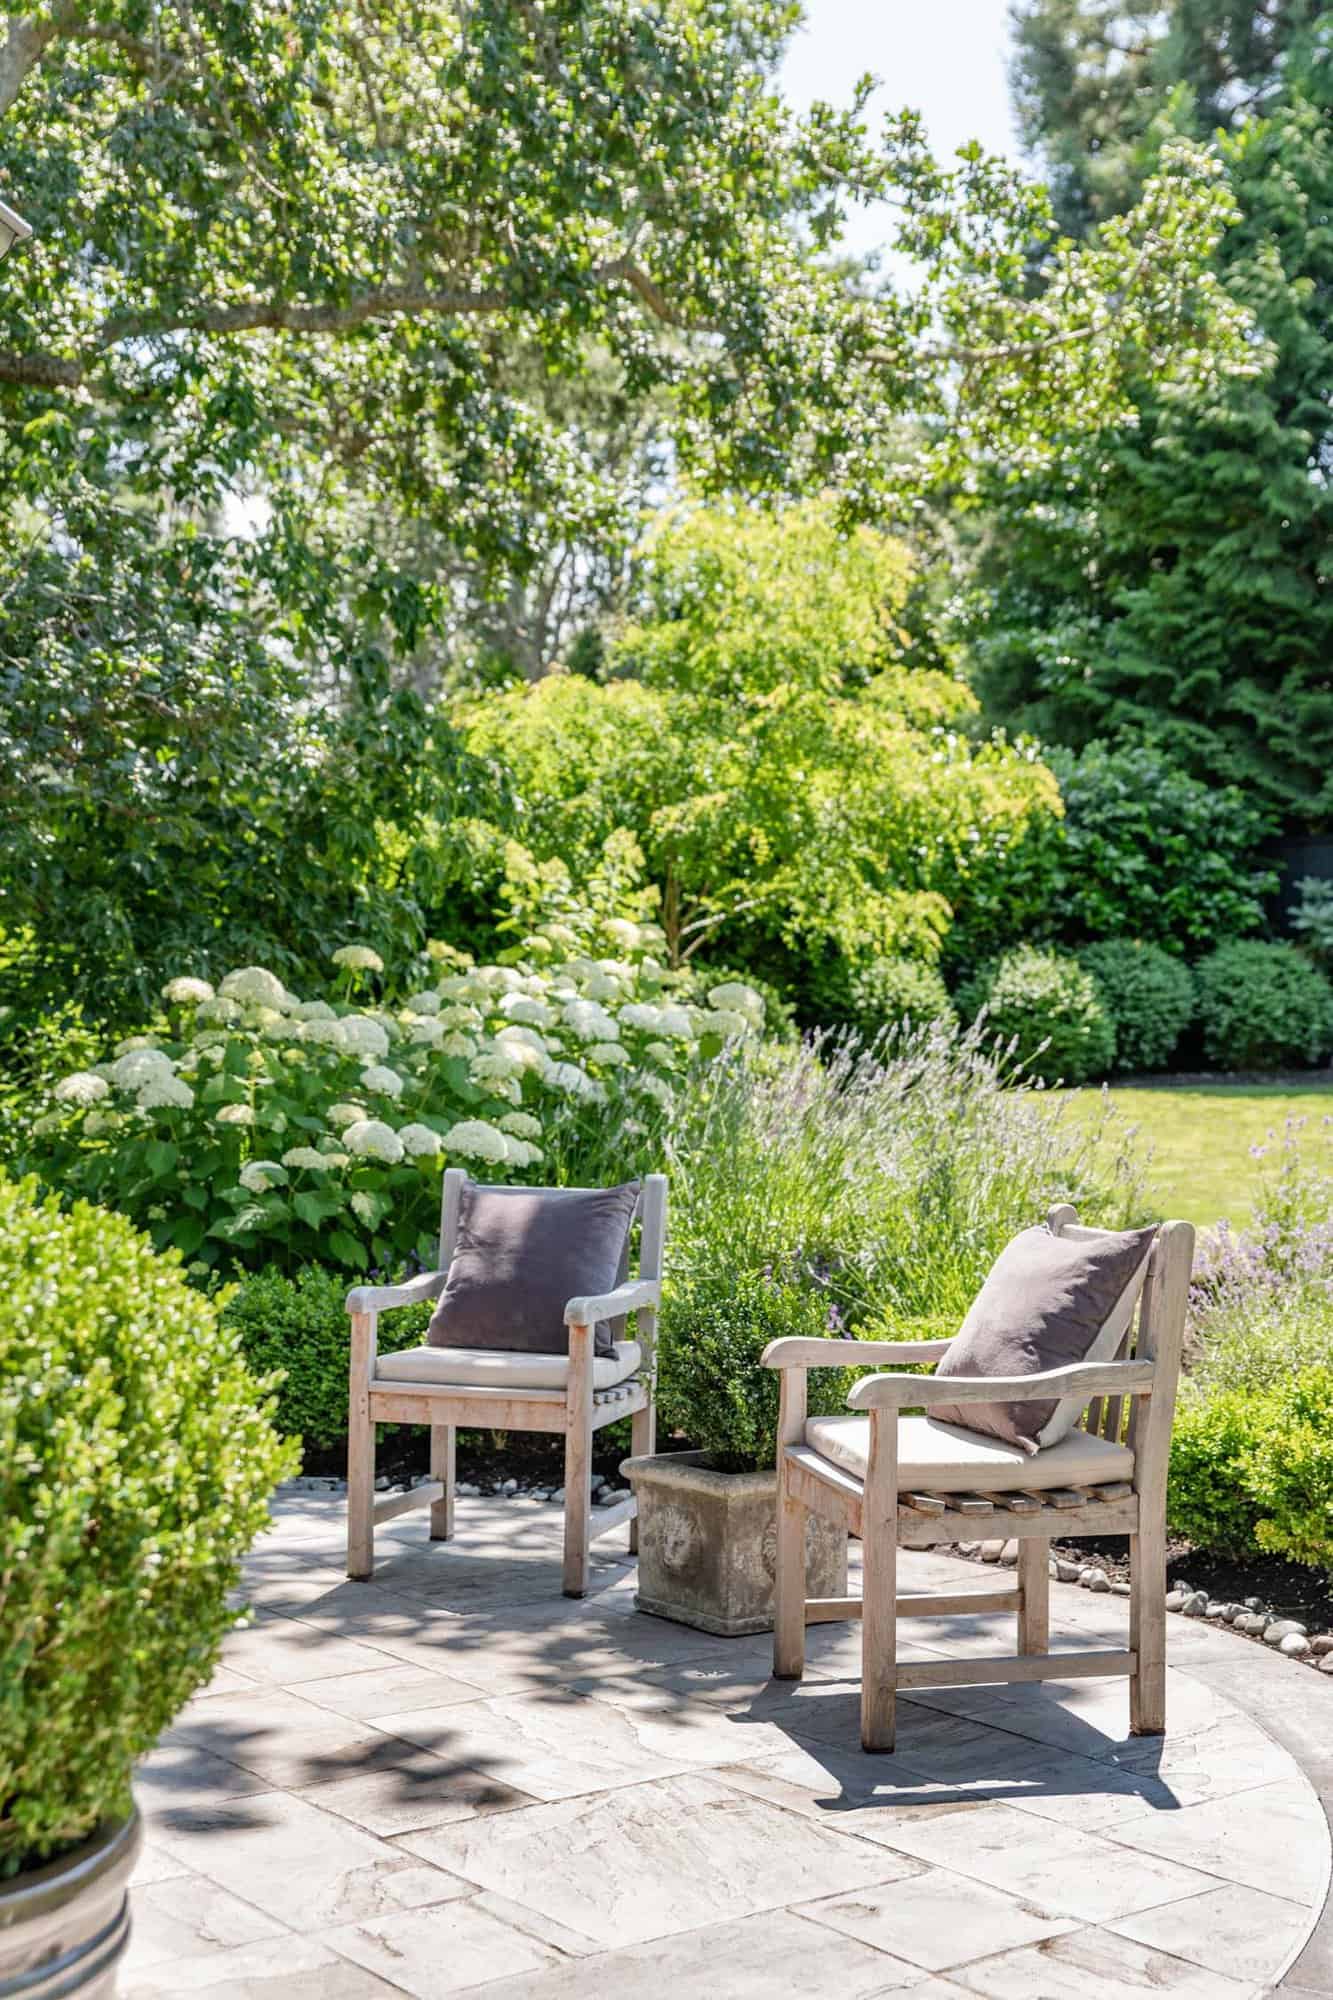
[346,1169,667,1598]
[763,1207,1194,1752]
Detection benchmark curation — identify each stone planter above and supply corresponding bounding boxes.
[620,1449,847,1636]
[0,1812,141,2000]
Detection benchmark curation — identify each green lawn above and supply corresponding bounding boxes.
[1075,1082,1333,1229]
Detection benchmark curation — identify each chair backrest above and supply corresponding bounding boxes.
[1047,1203,1194,1447]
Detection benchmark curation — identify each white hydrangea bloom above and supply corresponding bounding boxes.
[294,999,337,1021]
[321,1150,351,1169]
[54,1071,109,1106]
[298,1017,345,1047]
[563,999,619,1043]
[440,1031,477,1058]
[332,944,384,972]
[475,965,523,992]
[634,1073,674,1107]
[655,1005,696,1040]
[240,1159,288,1192]
[442,1118,510,1163]
[705,1008,750,1039]
[707,981,765,1026]
[408,1016,445,1047]
[262,1017,301,1041]
[498,992,555,1027]
[138,1075,195,1111]
[602,918,642,952]
[196,996,243,1026]
[343,1118,405,1163]
[219,966,288,1009]
[439,1004,483,1030]
[619,1002,663,1034]
[327,1101,367,1128]
[544,1060,606,1104]
[644,1041,676,1066]
[162,976,216,1005]
[544,923,580,950]
[404,990,442,1015]
[81,1109,117,1136]
[110,1048,176,1089]
[471,1046,525,1082]
[215,1102,255,1126]
[437,973,484,1000]
[246,1005,285,1032]
[588,1041,629,1066]
[499,1111,543,1139]
[504,1136,544,1168]
[397,1122,443,1158]
[576,969,620,1004]
[495,1025,547,1062]
[281,1146,330,1171]
[338,1015,390,1059]
[359,1063,404,1097]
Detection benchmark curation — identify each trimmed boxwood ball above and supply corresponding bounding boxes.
[960,945,1116,1086]
[0,1175,295,1879]
[844,957,957,1037]
[1195,940,1333,1070]
[222,1265,433,1452]
[1077,940,1194,1074]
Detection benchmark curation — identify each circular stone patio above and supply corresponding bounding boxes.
[123,1492,1332,1999]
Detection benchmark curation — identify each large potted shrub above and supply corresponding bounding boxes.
[621,1269,851,1635]
[0,1177,294,1997]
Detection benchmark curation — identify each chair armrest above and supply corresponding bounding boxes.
[346,1271,447,1316]
[847,1357,1155,1412]
[762,1336,954,1370]
[564,1279,660,1327]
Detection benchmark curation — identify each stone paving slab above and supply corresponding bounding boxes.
[124,1494,1332,1999]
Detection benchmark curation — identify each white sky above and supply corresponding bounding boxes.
[779,0,1024,266]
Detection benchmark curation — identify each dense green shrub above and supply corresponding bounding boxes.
[221,1268,434,1452]
[1077,940,1194,1073]
[657,1268,856,1473]
[961,946,1116,1085]
[1166,1390,1264,1557]
[1195,941,1333,1070]
[1247,1368,1333,1570]
[23,923,759,1277]
[0,1176,294,1877]
[843,958,957,1037]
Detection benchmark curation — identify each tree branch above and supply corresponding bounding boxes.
[0,258,706,392]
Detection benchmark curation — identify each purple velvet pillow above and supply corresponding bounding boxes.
[427,1180,640,1358]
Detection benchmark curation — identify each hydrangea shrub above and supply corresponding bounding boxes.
[26,921,763,1276]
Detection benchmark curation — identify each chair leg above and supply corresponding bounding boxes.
[1130,1523,1166,1735]
[346,1401,375,1581]
[860,1409,898,1752]
[773,1457,807,1681]
[562,1414,592,1597]
[429,1423,455,1541]
[628,1399,654,1556]
[1018,1538,1050,1655]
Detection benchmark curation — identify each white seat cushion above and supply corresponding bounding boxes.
[375,1340,641,1393]
[804,1412,1133,1492]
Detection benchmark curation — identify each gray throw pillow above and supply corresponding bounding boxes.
[427,1180,640,1358]
[932,1222,1158,1454]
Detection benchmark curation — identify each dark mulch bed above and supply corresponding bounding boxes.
[1043,1531,1333,1635]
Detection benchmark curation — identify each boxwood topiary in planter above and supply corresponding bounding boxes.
[0,1174,296,1880]
[1077,939,1194,1074]
[960,945,1116,1086]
